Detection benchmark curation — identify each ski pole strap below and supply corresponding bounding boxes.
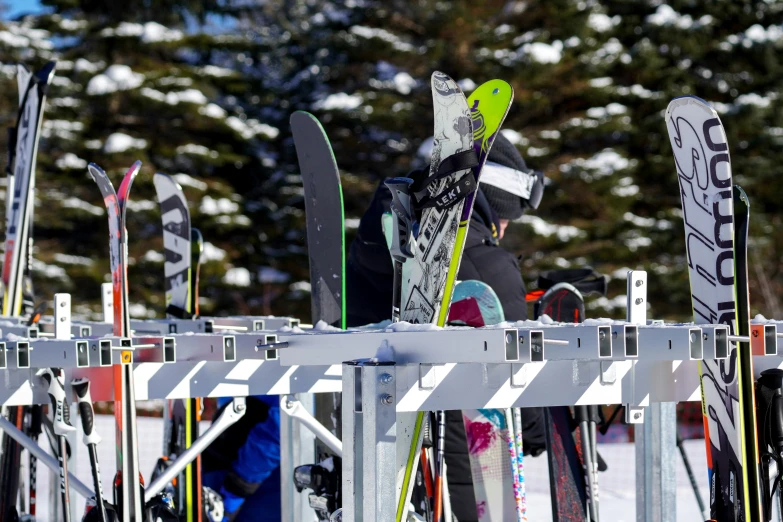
[415,149,479,193]
[165,304,195,320]
[537,268,608,297]
[414,173,477,211]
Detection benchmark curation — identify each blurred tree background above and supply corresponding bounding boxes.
[0,0,782,324]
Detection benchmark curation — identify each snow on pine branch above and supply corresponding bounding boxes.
[87,65,144,95]
[101,22,183,43]
[103,133,148,153]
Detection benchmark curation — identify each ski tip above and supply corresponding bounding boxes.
[290,110,316,125]
[37,60,57,82]
[152,171,183,193]
[87,162,106,181]
[665,95,717,121]
[125,159,143,179]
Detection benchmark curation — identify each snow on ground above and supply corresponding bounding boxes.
[86,65,144,95]
[30,416,731,522]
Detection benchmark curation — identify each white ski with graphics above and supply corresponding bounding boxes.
[665,96,762,521]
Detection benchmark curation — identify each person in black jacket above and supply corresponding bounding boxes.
[345,132,546,521]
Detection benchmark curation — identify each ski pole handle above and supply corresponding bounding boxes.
[385,177,415,262]
[38,368,76,436]
[71,378,101,445]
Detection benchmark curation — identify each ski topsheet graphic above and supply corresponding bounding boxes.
[665,96,762,521]
[2,61,56,317]
[89,161,143,521]
[399,72,474,325]
[153,173,192,317]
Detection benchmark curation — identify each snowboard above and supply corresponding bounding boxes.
[396,74,514,521]
[665,95,762,521]
[291,110,346,483]
[89,161,144,520]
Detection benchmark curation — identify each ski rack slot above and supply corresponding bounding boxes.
[131,336,177,363]
[751,323,777,356]
[163,333,241,362]
[701,324,730,360]
[99,339,112,366]
[616,324,639,357]
[8,338,93,369]
[636,325,703,360]
[0,341,7,369]
[259,334,278,360]
[537,324,612,360]
[0,324,39,338]
[278,327,546,366]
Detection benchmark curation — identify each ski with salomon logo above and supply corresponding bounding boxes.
[665,95,762,522]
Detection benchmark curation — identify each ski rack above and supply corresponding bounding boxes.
[4,273,783,520]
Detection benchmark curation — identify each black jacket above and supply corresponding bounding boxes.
[345,180,545,521]
[346,181,528,326]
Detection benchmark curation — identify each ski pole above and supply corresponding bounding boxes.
[676,432,706,518]
[575,406,598,521]
[71,378,108,522]
[433,410,446,522]
[588,405,600,518]
[384,177,415,323]
[28,405,42,518]
[38,368,76,522]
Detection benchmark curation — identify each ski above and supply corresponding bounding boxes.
[2,60,55,317]
[448,280,524,521]
[153,172,202,521]
[0,60,56,522]
[665,95,762,521]
[396,75,513,522]
[88,161,143,521]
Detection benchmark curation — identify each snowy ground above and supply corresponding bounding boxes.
[26,415,776,521]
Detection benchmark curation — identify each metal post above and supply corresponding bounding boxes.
[631,269,676,522]
[280,393,316,521]
[635,402,677,522]
[342,360,397,522]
